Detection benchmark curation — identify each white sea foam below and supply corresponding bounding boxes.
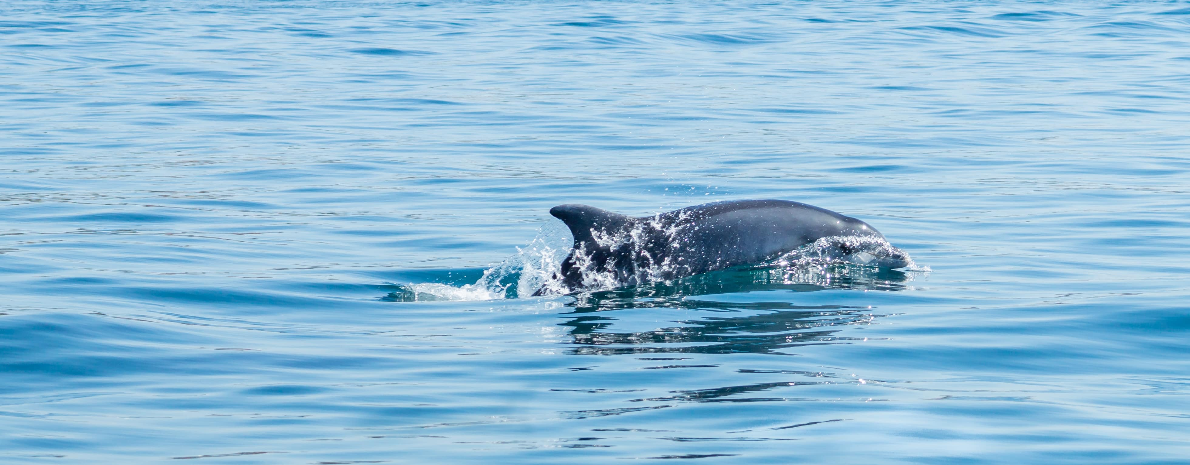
[400,282,505,302]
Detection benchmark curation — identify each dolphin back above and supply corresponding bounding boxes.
[540,200,905,295]
[656,200,875,273]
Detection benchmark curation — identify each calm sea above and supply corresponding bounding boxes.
[3,1,1189,463]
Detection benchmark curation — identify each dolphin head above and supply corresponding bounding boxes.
[857,244,911,269]
[833,218,909,268]
[841,217,884,239]
[794,235,911,269]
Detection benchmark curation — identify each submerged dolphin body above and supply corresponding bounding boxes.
[534,199,909,295]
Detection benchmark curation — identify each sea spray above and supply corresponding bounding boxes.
[388,223,572,301]
[387,225,924,301]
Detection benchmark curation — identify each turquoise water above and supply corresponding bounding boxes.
[3,1,1190,463]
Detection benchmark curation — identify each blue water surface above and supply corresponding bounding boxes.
[2,1,1189,463]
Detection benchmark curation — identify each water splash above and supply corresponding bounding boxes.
[773,235,916,270]
[385,223,571,302]
[385,226,924,302]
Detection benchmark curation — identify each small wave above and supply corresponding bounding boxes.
[897,24,1006,38]
[349,48,433,56]
[991,11,1078,22]
[556,17,627,28]
[386,282,505,302]
[675,33,774,46]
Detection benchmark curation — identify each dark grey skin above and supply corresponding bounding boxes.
[535,199,907,295]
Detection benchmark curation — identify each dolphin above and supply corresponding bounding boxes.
[534,199,909,295]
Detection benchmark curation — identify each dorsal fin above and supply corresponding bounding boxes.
[549,204,631,245]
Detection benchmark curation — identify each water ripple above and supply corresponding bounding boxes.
[2,1,1189,463]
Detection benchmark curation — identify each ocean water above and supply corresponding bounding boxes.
[3,1,1189,463]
